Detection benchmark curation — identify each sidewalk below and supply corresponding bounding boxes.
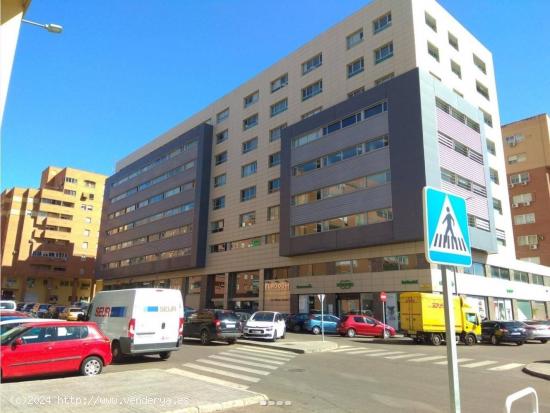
[0,369,267,413]
[523,361,550,381]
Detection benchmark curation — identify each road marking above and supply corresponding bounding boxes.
[222,352,285,365]
[209,355,278,369]
[183,363,260,382]
[236,345,296,357]
[434,358,473,365]
[229,348,294,361]
[196,359,271,375]
[331,347,363,353]
[167,368,249,390]
[345,349,382,355]
[488,363,524,371]
[364,351,404,357]
[409,356,447,362]
[234,347,295,359]
[385,353,425,360]
[461,360,498,368]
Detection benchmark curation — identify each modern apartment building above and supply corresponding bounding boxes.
[97,0,550,324]
[1,166,107,304]
[501,114,550,266]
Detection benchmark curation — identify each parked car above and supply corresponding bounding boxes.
[0,300,17,310]
[235,311,252,323]
[183,309,241,345]
[60,307,85,321]
[0,311,31,322]
[184,306,196,319]
[523,320,550,344]
[286,313,310,333]
[21,303,35,313]
[481,320,528,345]
[1,321,112,379]
[338,315,396,339]
[32,303,51,318]
[303,314,341,335]
[0,318,66,335]
[244,311,286,341]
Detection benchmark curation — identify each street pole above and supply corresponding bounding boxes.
[382,301,386,339]
[442,265,461,413]
[321,295,325,342]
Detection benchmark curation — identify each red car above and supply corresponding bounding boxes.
[1,321,112,379]
[338,315,396,339]
[0,310,31,321]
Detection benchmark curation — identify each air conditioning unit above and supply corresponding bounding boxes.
[524,202,531,206]
[529,244,538,250]
[509,183,515,188]
[511,203,518,208]
[538,235,545,241]
[521,182,528,186]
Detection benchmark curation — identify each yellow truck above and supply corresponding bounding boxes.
[400,292,481,346]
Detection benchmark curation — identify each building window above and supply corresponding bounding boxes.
[83,229,91,237]
[451,60,461,78]
[81,242,88,250]
[347,57,365,78]
[241,161,257,177]
[213,196,225,210]
[463,262,486,277]
[473,54,487,74]
[271,73,288,93]
[268,178,280,194]
[268,205,280,222]
[243,113,258,130]
[486,139,496,156]
[509,172,530,185]
[270,124,286,142]
[64,189,76,196]
[427,42,439,61]
[271,98,288,117]
[211,220,224,233]
[476,81,490,100]
[436,98,480,132]
[375,73,394,85]
[507,153,527,165]
[302,80,323,101]
[348,87,365,98]
[493,198,502,215]
[374,42,394,64]
[302,53,322,75]
[448,32,459,50]
[520,257,540,265]
[302,107,323,119]
[269,152,281,168]
[243,90,259,108]
[512,193,532,206]
[517,235,538,246]
[513,271,529,283]
[514,213,536,225]
[65,177,78,184]
[347,29,364,49]
[239,211,256,227]
[441,169,487,197]
[242,137,258,154]
[425,12,437,32]
[85,217,92,223]
[491,266,510,280]
[80,204,93,211]
[214,174,226,188]
[489,168,499,184]
[373,12,392,34]
[216,130,228,144]
[215,151,228,165]
[240,186,256,202]
[532,274,545,286]
[505,134,525,147]
[264,233,279,245]
[216,108,229,124]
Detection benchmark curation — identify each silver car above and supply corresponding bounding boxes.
[524,320,550,343]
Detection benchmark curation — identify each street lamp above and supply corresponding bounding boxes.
[22,19,63,34]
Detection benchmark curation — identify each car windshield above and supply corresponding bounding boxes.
[0,303,15,310]
[69,309,81,313]
[0,325,27,345]
[251,312,275,322]
[501,321,525,328]
[217,312,238,321]
[0,322,24,335]
[39,304,50,310]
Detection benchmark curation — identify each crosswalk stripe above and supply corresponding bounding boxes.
[410,356,447,362]
[365,351,403,357]
[196,359,271,375]
[184,363,260,382]
[461,360,498,368]
[331,347,362,353]
[434,358,473,365]
[488,363,524,371]
[167,368,249,390]
[222,352,285,365]
[385,353,425,360]
[336,345,354,349]
[230,348,294,360]
[345,349,382,355]
[236,345,296,357]
[209,355,278,369]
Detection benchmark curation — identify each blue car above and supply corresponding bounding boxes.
[303,314,340,334]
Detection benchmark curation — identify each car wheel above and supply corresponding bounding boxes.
[463,334,476,346]
[111,341,124,363]
[81,356,103,376]
[271,330,278,342]
[383,329,390,339]
[347,328,356,338]
[490,334,499,345]
[516,341,524,346]
[312,326,321,335]
[227,338,236,345]
[430,334,443,346]
[293,325,302,333]
[200,329,210,345]
[159,351,171,360]
[540,339,548,344]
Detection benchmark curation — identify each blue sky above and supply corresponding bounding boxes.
[2,0,549,190]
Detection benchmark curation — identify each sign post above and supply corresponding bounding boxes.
[317,294,326,342]
[380,291,387,339]
[423,187,472,413]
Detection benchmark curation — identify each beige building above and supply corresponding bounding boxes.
[1,166,107,304]
[501,114,550,266]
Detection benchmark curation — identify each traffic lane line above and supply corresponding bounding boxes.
[183,363,261,382]
[196,359,271,375]
[222,352,285,365]
[209,355,279,369]
[167,368,249,390]
[434,358,473,365]
[409,356,447,362]
[460,360,498,368]
[487,363,524,371]
[385,353,425,360]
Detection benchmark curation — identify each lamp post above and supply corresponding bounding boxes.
[22,19,63,34]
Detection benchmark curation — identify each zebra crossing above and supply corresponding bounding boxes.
[173,345,297,390]
[327,346,524,372]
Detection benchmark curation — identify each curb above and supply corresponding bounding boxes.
[179,394,268,413]
[523,363,550,381]
[237,339,338,354]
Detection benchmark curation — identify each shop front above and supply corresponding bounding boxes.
[264,280,290,313]
[229,271,260,312]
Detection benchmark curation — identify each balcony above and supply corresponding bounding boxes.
[43,229,72,241]
[45,216,73,228]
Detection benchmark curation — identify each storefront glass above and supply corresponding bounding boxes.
[532,301,548,320]
[464,295,488,320]
[233,271,259,298]
[493,298,513,320]
[516,300,532,320]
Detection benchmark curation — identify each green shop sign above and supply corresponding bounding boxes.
[506,289,514,294]
[296,284,313,289]
[336,280,354,289]
[401,280,419,285]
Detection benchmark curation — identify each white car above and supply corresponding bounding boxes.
[0,318,66,335]
[0,301,17,310]
[244,311,286,341]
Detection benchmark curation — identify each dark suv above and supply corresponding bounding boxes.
[481,320,528,345]
[183,309,241,345]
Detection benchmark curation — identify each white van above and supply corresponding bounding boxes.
[87,288,183,361]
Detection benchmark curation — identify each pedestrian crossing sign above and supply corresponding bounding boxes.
[423,186,472,267]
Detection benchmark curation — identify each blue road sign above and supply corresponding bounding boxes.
[423,186,472,267]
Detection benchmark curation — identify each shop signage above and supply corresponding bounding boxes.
[265,281,289,291]
[506,289,513,294]
[296,284,313,289]
[336,280,354,289]
[251,239,261,247]
[401,279,418,285]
